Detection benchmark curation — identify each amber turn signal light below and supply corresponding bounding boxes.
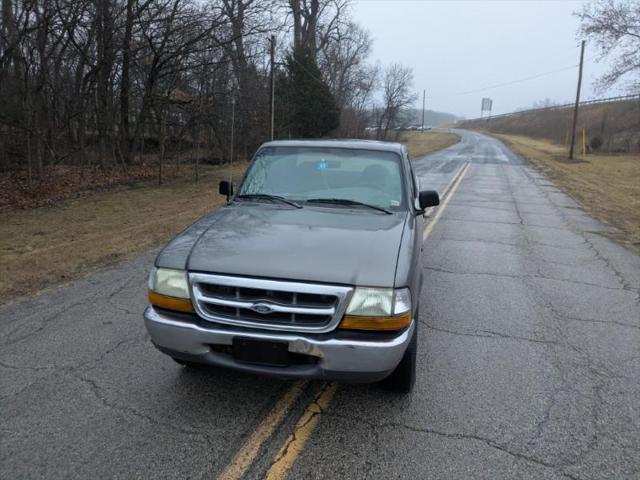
[338,310,412,331]
[148,291,194,313]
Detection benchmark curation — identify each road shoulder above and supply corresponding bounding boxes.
[493,133,640,254]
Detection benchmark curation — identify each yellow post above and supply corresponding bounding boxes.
[582,128,587,155]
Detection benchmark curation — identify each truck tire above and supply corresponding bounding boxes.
[382,321,417,393]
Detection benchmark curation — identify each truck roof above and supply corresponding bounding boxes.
[260,139,405,154]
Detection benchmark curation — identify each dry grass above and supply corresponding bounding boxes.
[497,134,640,253]
[0,163,246,304]
[399,130,460,158]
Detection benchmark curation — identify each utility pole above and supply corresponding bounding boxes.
[269,35,276,141]
[229,96,235,187]
[421,89,426,131]
[569,40,586,159]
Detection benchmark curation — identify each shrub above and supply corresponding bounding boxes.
[590,136,603,151]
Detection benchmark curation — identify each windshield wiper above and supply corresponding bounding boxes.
[305,198,392,214]
[236,193,302,209]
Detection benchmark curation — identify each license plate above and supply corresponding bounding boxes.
[232,338,289,367]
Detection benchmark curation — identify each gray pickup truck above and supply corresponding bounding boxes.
[144,139,439,392]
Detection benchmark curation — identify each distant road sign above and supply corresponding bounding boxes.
[481,98,493,119]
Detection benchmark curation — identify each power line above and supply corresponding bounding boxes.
[435,64,580,99]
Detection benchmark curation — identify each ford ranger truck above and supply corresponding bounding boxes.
[143,140,439,392]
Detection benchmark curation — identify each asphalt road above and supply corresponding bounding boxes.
[2,130,639,479]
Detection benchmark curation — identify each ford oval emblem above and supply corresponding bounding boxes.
[251,303,273,314]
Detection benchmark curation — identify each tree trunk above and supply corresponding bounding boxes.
[194,129,200,183]
[158,107,166,185]
[120,0,134,163]
[290,0,302,50]
[95,0,115,166]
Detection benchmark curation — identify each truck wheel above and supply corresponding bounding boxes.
[382,321,417,393]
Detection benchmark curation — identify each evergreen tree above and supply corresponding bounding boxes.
[286,48,340,138]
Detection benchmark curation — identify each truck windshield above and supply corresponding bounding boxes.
[238,146,406,211]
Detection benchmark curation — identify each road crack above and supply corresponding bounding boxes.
[267,382,332,469]
[331,412,585,480]
[421,321,557,347]
[74,371,214,447]
[423,264,636,294]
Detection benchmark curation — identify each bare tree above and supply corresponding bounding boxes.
[319,21,376,136]
[532,98,558,108]
[220,0,277,158]
[577,0,640,92]
[288,0,348,55]
[377,64,415,139]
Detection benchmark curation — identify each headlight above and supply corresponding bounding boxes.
[340,287,412,331]
[346,287,394,316]
[148,267,190,298]
[148,267,193,313]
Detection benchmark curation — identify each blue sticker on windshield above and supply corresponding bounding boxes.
[315,159,328,171]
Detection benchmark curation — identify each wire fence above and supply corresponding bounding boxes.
[465,94,640,122]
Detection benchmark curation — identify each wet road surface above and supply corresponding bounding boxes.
[1,130,639,479]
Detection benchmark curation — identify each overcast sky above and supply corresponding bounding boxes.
[351,0,622,118]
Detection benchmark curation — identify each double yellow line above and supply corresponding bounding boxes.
[217,162,471,480]
[265,383,338,479]
[423,162,470,241]
[217,380,309,480]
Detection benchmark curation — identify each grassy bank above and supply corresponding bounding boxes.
[0,164,246,304]
[460,98,640,153]
[399,130,460,158]
[497,134,640,253]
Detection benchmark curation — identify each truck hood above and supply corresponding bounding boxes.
[157,204,408,287]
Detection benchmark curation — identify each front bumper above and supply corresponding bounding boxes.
[144,306,414,383]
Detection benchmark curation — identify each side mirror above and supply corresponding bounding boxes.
[219,180,233,201]
[418,190,440,210]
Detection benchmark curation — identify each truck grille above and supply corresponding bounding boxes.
[189,273,353,333]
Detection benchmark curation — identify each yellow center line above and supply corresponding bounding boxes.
[264,383,338,480]
[261,164,471,480]
[216,380,308,480]
[423,162,471,241]
[422,161,466,218]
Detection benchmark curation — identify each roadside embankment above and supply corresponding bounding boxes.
[459,98,640,154]
[399,130,460,158]
[0,164,245,304]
